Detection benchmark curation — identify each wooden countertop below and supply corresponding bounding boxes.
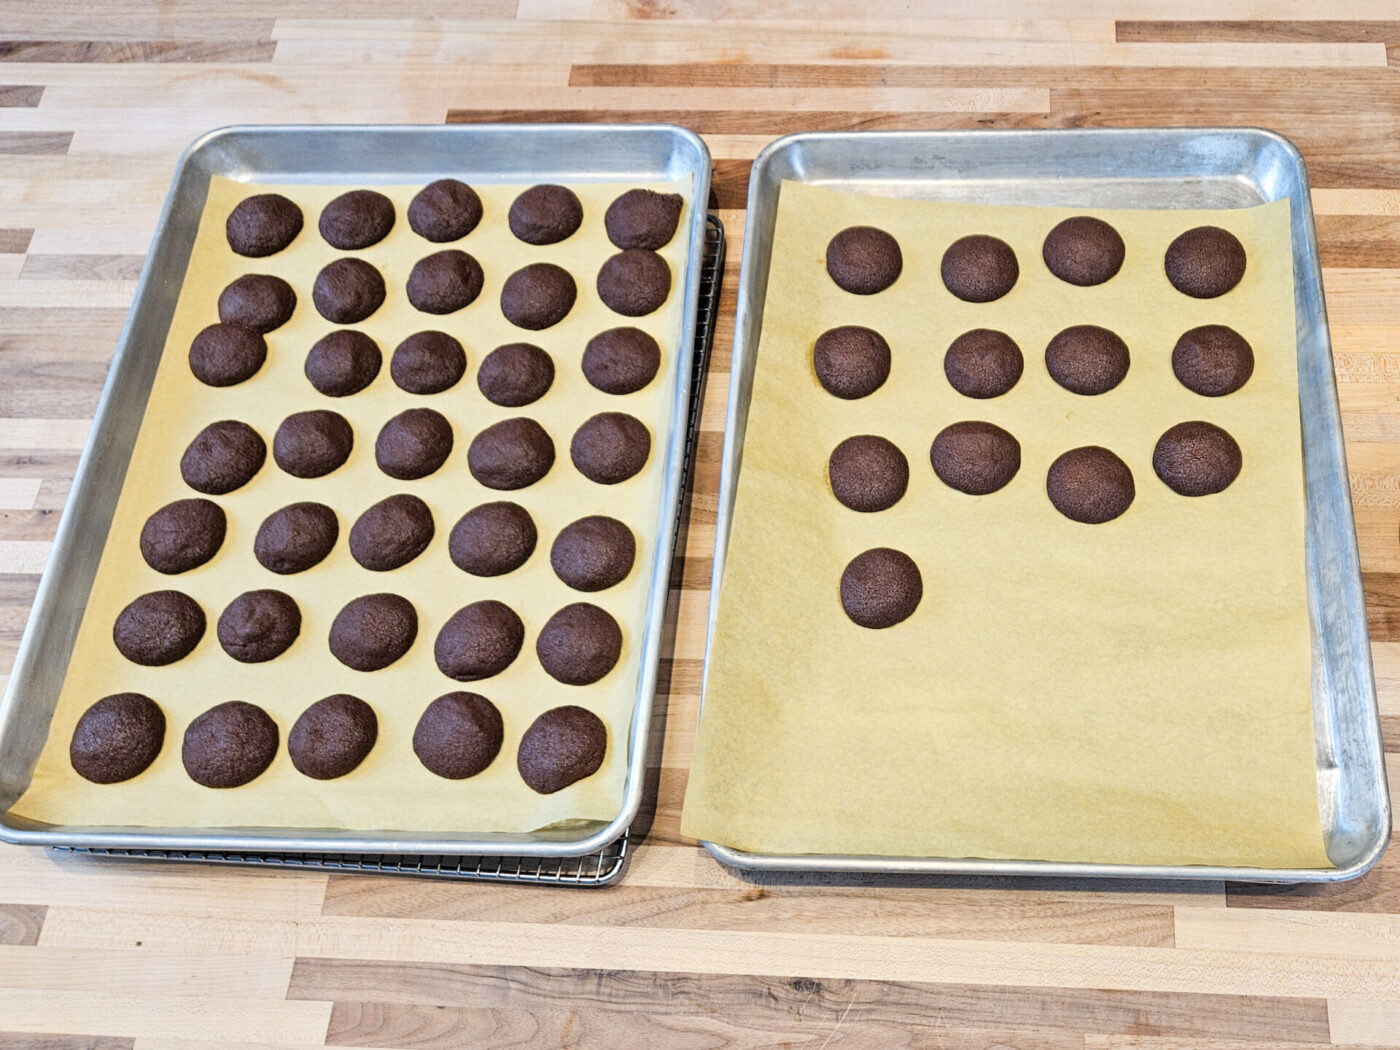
[2,4,1399,1047]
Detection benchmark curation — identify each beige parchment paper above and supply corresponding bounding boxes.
[681,181,1331,868]
[11,172,692,832]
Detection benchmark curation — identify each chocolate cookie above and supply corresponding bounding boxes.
[349,493,435,571]
[217,589,301,663]
[140,498,226,574]
[413,691,503,780]
[1153,421,1242,496]
[406,249,483,314]
[941,235,1019,303]
[1172,325,1255,397]
[69,692,165,784]
[449,501,537,577]
[930,421,1021,496]
[434,600,525,682]
[500,262,577,330]
[825,226,902,295]
[218,273,296,333]
[182,701,278,789]
[478,342,555,406]
[508,184,583,245]
[605,188,683,250]
[273,409,353,478]
[596,249,671,317]
[828,435,909,512]
[312,258,385,324]
[813,325,891,400]
[1042,216,1125,286]
[390,330,466,394]
[536,603,623,686]
[226,193,303,258]
[467,417,555,490]
[329,593,418,671]
[570,412,650,485]
[254,501,339,575]
[288,694,378,780]
[1046,446,1135,524]
[376,407,453,480]
[319,189,395,250]
[305,330,382,397]
[1165,225,1247,298]
[517,705,607,794]
[840,547,922,629]
[1045,325,1131,396]
[189,323,266,387]
[550,515,635,592]
[944,329,1024,399]
[180,419,266,495]
[408,179,483,243]
[579,327,659,396]
[113,590,205,666]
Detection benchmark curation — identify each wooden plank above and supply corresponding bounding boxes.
[514,0,1400,17]
[1318,216,1400,268]
[0,86,42,108]
[0,41,278,63]
[0,133,72,156]
[0,229,33,254]
[0,992,331,1045]
[1116,20,1400,44]
[0,946,295,998]
[1174,906,1400,959]
[1330,999,1400,1044]
[19,256,146,281]
[0,480,42,510]
[0,541,50,574]
[0,903,43,945]
[0,1037,132,1050]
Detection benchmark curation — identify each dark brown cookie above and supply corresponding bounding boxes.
[1045,325,1131,396]
[312,258,385,324]
[1042,216,1125,286]
[1046,446,1135,524]
[550,515,635,592]
[825,226,902,295]
[449,501,537,577]
[840,547,922,629]
[406,249,483,314]
[813,325,891,400]
[390,330,466,394]
[113,590,205,666]
[941,235,1019,303]
[434,600,525,682]
[182,701,278,789]
[605,188,683,250]
[254,501,338,575]
[218,273,296,333]
[1165,225,1247,298]
[318,189,395,250]
[1153,421,1242,496]
[596,249,671,317]
[944,329,1024,399]
[329,593,417,671]
[226,193,303,258]
[467,417,555,490]
[140,498,226,574]
[189,323,266,387]
[1172,325,1255,397]
[828,435,909,512]
[408,179,483,243]
[508,184,583,245]
[517,705,607,794]
[69,692,165,784]
[500,262,577,330]
[413,691,503,779]
[570,412,650,485]
[582,327,661,396]
[288,693,378,780]
[217,589,301,663]
[180,419,266,495]
[273,409,353,478]
[536,603,622,686]
[349,493,435,571]
[478,342,555,406]
[376,407,453,480]
[305,330,382,397]
[930,421,1021,496]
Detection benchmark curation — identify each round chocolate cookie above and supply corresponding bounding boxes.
[329,593,417,671]
[273,409,353,478]
[813,325,891,400]
[582,327,660,396]
[189,323,267,387]
[500,263,576,331]
[288,694,378,780]
[605,188,683,250]
[449,501,537,577]
[517,705,607,794]
[182,701,278,789]
[113,590,205,666]
[1153,421,1242,496]
[1042,216,1125,286]
[508,184,583,245]
[305,330,382,397]
[825,226,902,295]
[254,502,338,575]
[1046,446,1135,524]
[349,493,435,571]
[406,249,483,314]
[413,691,503,780]
[941,235,1019,303]
[318,189,395,250]
[929,421,1021,496]
[828,435,909,512]
[434,600,525,682]
[467,417,555,490]
[217,589,301,663]
[839,547,922,630]
[140,498,226,574]
[570,412,650,485]
[1172,324,1255,397]
[180,419,266,495]
[69,692,165,784]
[596,249,671,317]
[478,342,555,406]
[536,603,622,686]
[226,193,303,258]
[408,179,483,243]
[390,330,466,394]
[550,515,635,592]
[376,407,453,480]
[1165,225,1247,298]
[218,273,296,333]
[312,258,385,324]
[1045,325,1131,396]
[944,329,1023,400]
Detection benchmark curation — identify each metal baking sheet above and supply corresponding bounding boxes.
[0,123,712,857]
[702,127,1390,882]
